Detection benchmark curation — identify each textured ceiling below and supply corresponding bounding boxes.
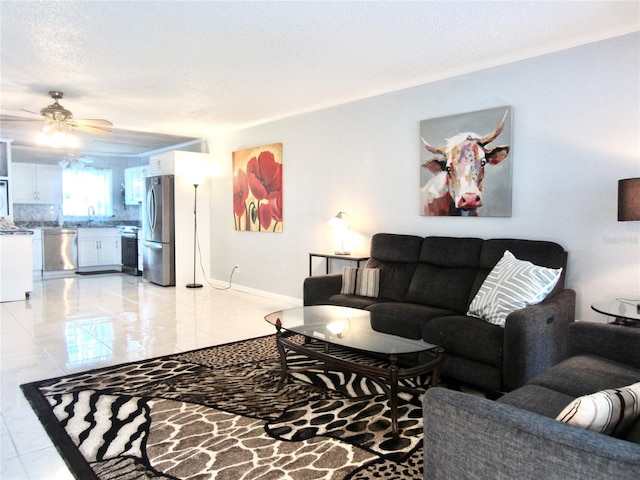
[0,1,638,158]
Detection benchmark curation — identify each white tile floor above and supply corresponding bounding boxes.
[0,274,297,479]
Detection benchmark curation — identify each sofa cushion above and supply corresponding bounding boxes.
[369,233,423,263]
[528,355,640,398]
[405,264,479,313]
[362,233,423,302]
[367,302,456,340]
[313,293,386,310]
[364,259,417,302]
[498,384,575,419]
[467,250,562,327]
[404,237,483,313]
[340,267,380,297]
[556,382,640,438]
[418,236,484,268]
[421,315,504,368]
[473,239,568,300]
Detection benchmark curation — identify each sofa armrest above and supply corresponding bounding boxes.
[502,289,576,391]
[568,321,640,370]
[423,387,640,480]
[303,274,343,306]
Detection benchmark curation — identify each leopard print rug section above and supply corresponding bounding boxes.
[22,335,426,479]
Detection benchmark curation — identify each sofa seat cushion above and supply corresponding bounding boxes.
[313,294,386,310]
[421,315,504,368]
[498,384,575,419]
[366,302,456,340]
[528,355,640,398]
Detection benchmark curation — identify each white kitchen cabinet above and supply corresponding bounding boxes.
[0,140,12,217]
[31,228,43,272]
[12,163,63,204]
[124,166,147,205]
[77,228,121,269]
[0,234,33,302]
[149,150,208,178]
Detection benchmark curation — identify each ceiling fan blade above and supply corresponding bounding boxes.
[72,124,112,136]
[74,118,113,127]
[19,109,43,117]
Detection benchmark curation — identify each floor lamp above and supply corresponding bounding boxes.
[186,183,203,289]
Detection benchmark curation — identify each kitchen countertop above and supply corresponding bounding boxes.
[0,229,34,235]
[16,221,141,229]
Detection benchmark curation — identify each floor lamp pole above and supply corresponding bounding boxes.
[186,183,203,289]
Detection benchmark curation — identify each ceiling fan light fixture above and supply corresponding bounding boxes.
[35,124,80,148]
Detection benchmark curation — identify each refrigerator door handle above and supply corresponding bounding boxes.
[147,185,157,234]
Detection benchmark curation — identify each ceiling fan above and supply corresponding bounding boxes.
[58,153,94,169]
[21,91,113,136]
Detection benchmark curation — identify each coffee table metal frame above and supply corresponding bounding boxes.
[265,306,445,439]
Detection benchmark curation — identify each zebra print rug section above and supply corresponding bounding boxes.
[21,334,427,479]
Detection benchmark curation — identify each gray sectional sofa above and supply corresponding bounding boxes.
[304,233,576,393]
[422,321,640,479]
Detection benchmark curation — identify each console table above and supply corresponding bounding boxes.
[309,252,369,276]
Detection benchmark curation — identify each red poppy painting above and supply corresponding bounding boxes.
[232,143,283,232]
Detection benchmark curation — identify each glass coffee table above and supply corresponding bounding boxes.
[591,297,640,327]
[265,305,445,439]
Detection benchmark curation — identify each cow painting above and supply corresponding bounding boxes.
[420,107,512,217]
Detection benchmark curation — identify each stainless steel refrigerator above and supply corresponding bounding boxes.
[142,175,175,286]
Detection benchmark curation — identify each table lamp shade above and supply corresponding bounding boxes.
[618,178,640,221]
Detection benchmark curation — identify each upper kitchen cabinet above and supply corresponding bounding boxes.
[149,150,209,179]
[124,165,148,205]
[12,163,63,204]
[0,140,12,216]
[0,140,10,178]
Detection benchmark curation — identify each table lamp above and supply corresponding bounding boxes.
[328,211,351,255]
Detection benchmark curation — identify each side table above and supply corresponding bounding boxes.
[591,298,640,327]
[309,252,369,276]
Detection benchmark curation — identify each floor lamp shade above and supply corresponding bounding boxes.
[618,177,640,221]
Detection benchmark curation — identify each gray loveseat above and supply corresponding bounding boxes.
[304,233,576,393]
[422,321,640,479]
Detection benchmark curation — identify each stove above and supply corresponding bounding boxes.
[118,226,142,276]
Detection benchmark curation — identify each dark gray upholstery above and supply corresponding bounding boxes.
[423,388,640,479]
[303,233,576,393]
[422,321,640,479]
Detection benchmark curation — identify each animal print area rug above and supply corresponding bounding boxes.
[21,335,426,479]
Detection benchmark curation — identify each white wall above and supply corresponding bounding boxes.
[206,33,640,322]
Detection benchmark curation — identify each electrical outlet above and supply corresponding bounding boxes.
[234,264,240,274]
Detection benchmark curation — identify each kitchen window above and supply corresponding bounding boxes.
[62,168,113,216]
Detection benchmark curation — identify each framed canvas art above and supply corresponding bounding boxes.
[419,106,512,217]
[233,142,283,232]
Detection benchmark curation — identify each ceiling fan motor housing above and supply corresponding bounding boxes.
[40,91,73,122]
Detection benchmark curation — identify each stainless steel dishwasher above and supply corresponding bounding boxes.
[43,228,78,271]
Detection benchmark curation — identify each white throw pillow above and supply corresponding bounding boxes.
[340,267,380,298]
[556,382,640,438]
[467,250,562,327]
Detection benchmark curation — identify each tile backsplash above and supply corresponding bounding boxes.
[13,203,141,227]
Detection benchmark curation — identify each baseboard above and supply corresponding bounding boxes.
[209,278,302,306]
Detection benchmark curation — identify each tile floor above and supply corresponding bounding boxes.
[0,274,297,479]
